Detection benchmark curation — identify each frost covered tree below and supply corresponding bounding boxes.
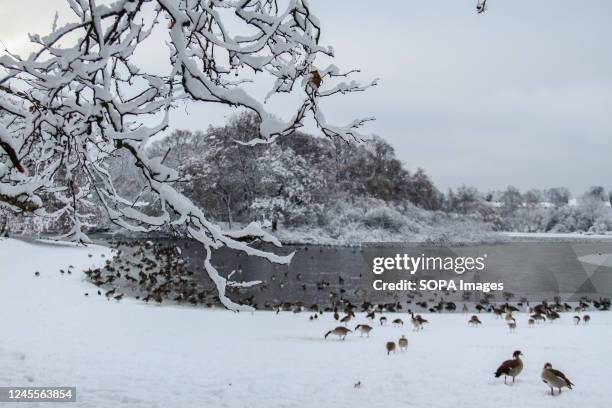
[0,0,376,310]
[500,185,522,215]
[545,187,571,208]
[251,143,325,230]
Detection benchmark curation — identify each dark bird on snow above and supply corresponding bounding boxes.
[494,350,523,384]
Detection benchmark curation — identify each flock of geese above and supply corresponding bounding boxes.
[79,240,219,306]
[320,298,605,396]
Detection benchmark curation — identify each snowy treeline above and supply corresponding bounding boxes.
[446,185,612,234]
[145,113,443,229]
[2,111,495,244]
[105,112,491,245]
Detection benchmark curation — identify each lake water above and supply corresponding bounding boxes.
[110,236,612,308]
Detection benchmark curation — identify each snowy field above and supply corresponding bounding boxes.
[1,237,610,408]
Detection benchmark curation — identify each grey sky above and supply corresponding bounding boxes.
[1,0,610,195]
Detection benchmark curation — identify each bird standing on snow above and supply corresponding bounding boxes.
[494,350,523,384]
[410,312,428,331]
[386,341,396,355]
[398,335,408,351]
[468,315,482,327]
[541,363,574,395]
[324,327,352,340]
[355,324,373,337]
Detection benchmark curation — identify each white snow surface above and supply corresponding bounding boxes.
[1,237,610,407]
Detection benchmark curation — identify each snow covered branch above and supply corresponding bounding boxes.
[0,0,374,310]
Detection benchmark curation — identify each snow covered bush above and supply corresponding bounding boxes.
[363,206,407,233]
[0,0,376,310]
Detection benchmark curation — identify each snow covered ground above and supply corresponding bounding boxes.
[1,237,610,408]
[503,231,612,240]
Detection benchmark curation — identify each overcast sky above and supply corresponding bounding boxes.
[1,0,610,195]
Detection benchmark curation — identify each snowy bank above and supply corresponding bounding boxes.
[1,238,611,408]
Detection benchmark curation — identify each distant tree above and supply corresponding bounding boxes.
[587,186,606,201]
[500,186,522,215]
[545,187,571,207]
[450,186,482,214]
[251,144,325,231]
[578,193,608,231]
[408,168,444,211]
[523,189,543,206]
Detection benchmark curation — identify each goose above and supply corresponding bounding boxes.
[324,327,352,340]
[528,318,535,328]
[507,321,517,332]
[583,314,591,324]
[573,315,580,325]
[380,316,387,326]
[392,318,403,327]
[386,341,396,355]
[340,314,352,325]
[398,335,408,351]
[468,315,482,327]
[541,363,574,395]
[547,310,560,323]
[531,313,546,323]
[410,312,428,331]
[355,324,373,337]
[494,350,523,384]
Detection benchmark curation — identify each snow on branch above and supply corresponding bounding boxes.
[0,0,374,310]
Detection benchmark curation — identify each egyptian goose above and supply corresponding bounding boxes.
[386,341,396,355]
[494,350,523,384]
[324,326,352,340]
[398,335,408,351]
[410,312,428,331]
[541,363,574,395]
[355,324,373,337]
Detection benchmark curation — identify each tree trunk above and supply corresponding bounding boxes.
[223,195,233,229]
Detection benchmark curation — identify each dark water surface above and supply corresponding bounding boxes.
[104,236,612,307]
